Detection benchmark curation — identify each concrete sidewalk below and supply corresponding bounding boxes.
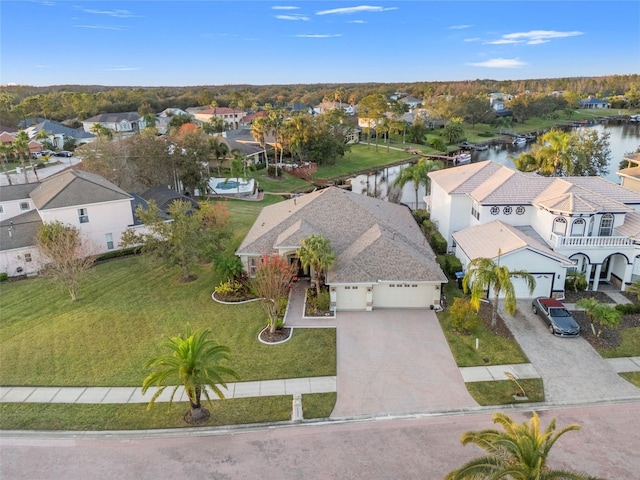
[0,376,337,404]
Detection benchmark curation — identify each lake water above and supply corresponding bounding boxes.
[349,121,640,209]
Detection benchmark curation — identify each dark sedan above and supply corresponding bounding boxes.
[532,297,581,337]
[54,151,73,157]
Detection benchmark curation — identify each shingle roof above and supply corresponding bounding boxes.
[30,169,131,210]
[237,187,446,284]
[452,220,574,266]
[0,183,40,202]
[30,120,96,140]
[140,186,199,213]
[0,210,42,250]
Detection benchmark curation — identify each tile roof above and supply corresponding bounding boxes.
[199,107,245,115]
[0,209,42,250]
[564,176,640,205]
[617,166,640,179]
[30,169,131,210]
[534,179,632,213]
[428,161,505,194]
[616,211,640,240]
[237,187,446,284]
[452,220,573,266]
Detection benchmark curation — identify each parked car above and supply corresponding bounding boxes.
[531,297,581,337]
[54,151,73,157]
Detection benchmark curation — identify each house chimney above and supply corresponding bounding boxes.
[392,231,396,240]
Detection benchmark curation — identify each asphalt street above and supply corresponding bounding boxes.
[2,402,639,479]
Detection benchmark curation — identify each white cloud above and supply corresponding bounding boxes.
[348,20,367,24]
[316,6,397,15]
[486,30,583,45]
[104,66,142,71]
[74,24,126,30]
[74,7,140,18]
[276,14,309,21]
[467,58,526,68]
[464,37,481,42]
[449,24,472,30]
[295,34,342,38]
[272,5,299,10]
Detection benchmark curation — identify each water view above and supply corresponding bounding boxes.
[349,122,640,209]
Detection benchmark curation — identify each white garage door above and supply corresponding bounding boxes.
[511,273,553,299]
[336,285,367,310]
[373,283,430,309]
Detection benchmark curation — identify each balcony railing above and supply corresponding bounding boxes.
[550,233,634,249]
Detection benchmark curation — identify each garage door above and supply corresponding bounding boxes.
[373,283,430,309]
[336,285,367,310]
[511,273,553,299]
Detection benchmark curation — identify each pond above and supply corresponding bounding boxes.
[349,121,640,209]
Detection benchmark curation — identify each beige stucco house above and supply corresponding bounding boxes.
[236,187,447,311]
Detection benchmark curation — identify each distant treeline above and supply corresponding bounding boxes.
[0,74,637,128]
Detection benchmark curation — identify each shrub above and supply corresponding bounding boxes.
[305,287,331,316]
[412,209,430,224]
[214,253,244,281]
[214,278,252,301]
[0,272,8,282]
[421,219,435,238]
[565,271,587,292]
[477,132,495,137]
[444,254,463,277]
[615,303,640,315]
[95,246,141,262]
[429,230,448,255]
[448,298,481,334]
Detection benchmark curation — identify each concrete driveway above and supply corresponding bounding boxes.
[499,300,640,403]
[331,309,477,418]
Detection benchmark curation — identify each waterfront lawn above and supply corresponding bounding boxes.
[313,143,413,180]
[248,168,313,194]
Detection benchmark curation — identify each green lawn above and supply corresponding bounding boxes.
[466,379,545,406]
[248,169,313,194]
[313,143,414,180]
[0,393,336,430]
[619,371,640,388]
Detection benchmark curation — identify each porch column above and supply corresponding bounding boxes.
[621,264,634,291]
[584,263,593,288]
[592,264,603,291]
[575,256,584,271]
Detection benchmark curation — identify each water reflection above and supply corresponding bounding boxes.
[350,122,640,207]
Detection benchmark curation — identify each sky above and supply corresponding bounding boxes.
[1,0,638,87]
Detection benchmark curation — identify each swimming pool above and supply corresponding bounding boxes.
[216,181,243,190]
[209,177,256,196]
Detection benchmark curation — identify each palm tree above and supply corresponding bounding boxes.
[13,131,32,183]
[0,142,14,185]
[625,279,640,301]
[576,298,622,337]
[394,158,444,210]
[209,136,228,176]
[445,411,598,480]
[142,324,239,424]
[250,117,270,172]
[463,254,536,327]
[297,234,336,297]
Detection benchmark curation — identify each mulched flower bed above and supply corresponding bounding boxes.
[477,302,514,340]
[571,310,640,350]
[213,291,258,302]
[259,327,292,343]
[563,290,614,304]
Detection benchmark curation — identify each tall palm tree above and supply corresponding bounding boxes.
[445,412,598,480]
[463,254,536,327]
[394,158,444,210]
[142,325,239,424]
[250,117,270,172]
[13,131,32,183]
[297,233,336,296]
[0,142,14,185]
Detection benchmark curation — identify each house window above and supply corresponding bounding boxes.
[598,214,614,237]
[249,257,258,276]
[0,205,4,213]
[571,218,586,236]
[490,206,499,215]
[20,202,29,211]
[24,253,32,263]
[516,206,525,215]
[78,208,89,223]
[471,202,480,220]
[552,217,567,235]
[105,233,114,250]
[503,206,512,215]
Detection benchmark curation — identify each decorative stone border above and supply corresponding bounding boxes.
[211,291,261,305]
[257,326,293,345]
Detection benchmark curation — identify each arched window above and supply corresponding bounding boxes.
[553,216,567,235]
[598,214,614,237]
[571,218,586,236]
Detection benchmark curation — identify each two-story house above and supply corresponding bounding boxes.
[82,112,146,134]
[428,161,640,298]
[0,169,148,277]
[192,107,247,130]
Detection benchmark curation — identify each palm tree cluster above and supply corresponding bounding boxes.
[297,234,336,297]
[393,158,444,209]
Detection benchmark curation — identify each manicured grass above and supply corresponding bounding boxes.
[466,379,545,406]
[248,169,313,194]
[0,393,335,431]
[314,143,413,180]
[0,257,336,387]
[619,371,640,388]
[303,392,337,419]
[597,327,640,358]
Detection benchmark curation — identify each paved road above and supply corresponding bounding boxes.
[2,402,638,479]
[331,310,477,417]
[499,300,640,403]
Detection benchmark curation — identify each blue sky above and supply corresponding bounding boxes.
[1,1,638,86]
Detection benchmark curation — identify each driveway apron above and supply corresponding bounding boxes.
[499,300,639,403]
[331,309,477,418]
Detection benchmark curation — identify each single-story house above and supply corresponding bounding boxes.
[237,187,447,311]
[25,119,96,148]
[82,112,146,134]
[579,97,610,109]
